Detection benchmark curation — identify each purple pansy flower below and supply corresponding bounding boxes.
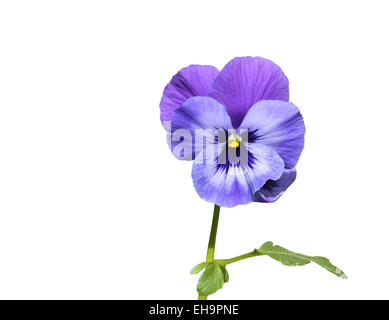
[160,57,305,208]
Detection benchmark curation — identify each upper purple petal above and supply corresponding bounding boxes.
[160,65,219,125]
[254,168,297,203]
[169,96,233,160]
[208,57,289,128]
[239,100,305,168]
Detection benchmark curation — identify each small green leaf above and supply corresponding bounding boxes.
[220,265,229,283]
[256,241,347,279]
[256,241,310,266]
[197,262,225,296]
[190,262,207,274]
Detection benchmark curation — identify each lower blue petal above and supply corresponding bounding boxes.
[239,100,305,169]
[191,141,284,208]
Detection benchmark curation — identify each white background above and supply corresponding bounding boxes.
[1,0,388,300]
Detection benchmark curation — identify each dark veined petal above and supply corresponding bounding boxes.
[254,168,297,203]
[191,141,284,208]
[169,96,233,161]
[239,100,305,169]
[208,57,289,128]
[160,65,219,125]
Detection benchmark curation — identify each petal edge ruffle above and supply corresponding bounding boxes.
[254,168,297,203]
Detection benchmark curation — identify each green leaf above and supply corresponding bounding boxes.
[197,262,225,296]
[190,262,207,274]
[220,265,229,283]
[256,241,347,279]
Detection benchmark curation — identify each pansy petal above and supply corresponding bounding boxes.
[160,65,219,125]
[239,100,305,168]
[169,96,233,160]
[254,168,297,203]
[208,57,289,127]
[191,141,284,207]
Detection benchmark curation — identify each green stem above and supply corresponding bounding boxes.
[198,294,207,300]
[215,250,264,265]
[198,204,220,300]
[206,205,220,262]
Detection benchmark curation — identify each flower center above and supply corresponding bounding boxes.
[227,133,241,148]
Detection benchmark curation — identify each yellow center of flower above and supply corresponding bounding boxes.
[227,133,241,148]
